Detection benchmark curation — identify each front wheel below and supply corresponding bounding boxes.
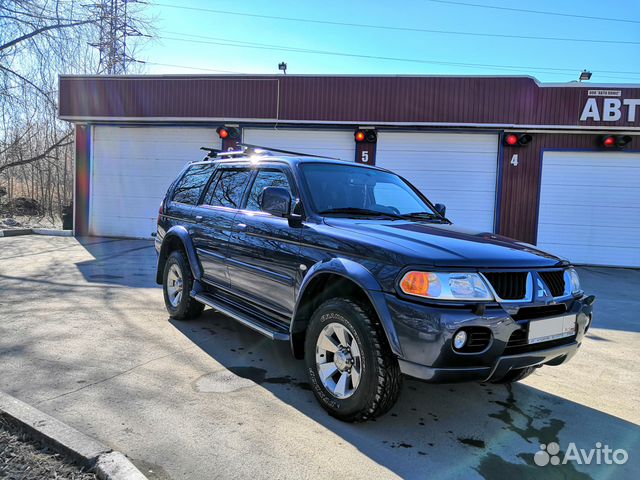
[163,250,204,320]
[304,298,402,422]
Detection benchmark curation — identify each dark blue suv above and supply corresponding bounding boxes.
[155,147,594,422]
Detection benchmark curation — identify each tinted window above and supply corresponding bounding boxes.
[172,164,215,205]
[205,169,252,208]
[245,170,292,211]
[300,163,435,215]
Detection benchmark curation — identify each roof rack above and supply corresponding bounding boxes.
[240,143,341,160]
[199,147,221,160]
[198,144,342,161]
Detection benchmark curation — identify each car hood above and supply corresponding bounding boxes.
[324,218,565,268]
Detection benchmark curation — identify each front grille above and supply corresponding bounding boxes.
[539,270,565,297]
[511,303,567,321]
[504,327,575,355]
[483,272,528,300]
[504,328,528,353]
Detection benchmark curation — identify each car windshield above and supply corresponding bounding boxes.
[300,163,439,219]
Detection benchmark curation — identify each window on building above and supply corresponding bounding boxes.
[245,170,292,211]
[172,164,215,205]
[205,169,252,208]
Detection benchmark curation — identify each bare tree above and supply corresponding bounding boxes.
[0,0,152,224]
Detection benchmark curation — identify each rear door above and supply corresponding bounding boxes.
[193,166,253,287]
[164,161,216,242]
[226,166,302,317]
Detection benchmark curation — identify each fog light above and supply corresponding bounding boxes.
[453,330,467,350]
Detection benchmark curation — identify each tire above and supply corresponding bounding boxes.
[490,366,537,384]
[163,250,204,320]
[304,298,402,422]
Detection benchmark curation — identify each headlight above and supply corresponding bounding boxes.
[566,268,581,294]
[399,271,494,301]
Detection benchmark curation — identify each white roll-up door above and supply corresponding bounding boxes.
[90,126,220,238]
[242,128,354,162]
[537,151,640,267]
[376,132,499,232]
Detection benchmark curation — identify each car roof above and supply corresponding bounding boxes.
[191,154,390,172]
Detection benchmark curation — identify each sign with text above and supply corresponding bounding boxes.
[580,97,640,122]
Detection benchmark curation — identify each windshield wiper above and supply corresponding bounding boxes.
[400,211,450,223]
[319,208,404,219]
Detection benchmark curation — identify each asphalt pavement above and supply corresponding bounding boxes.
[0,235,638,479]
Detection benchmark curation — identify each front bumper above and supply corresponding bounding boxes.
[382,292,593,383]
[399,340,580,382]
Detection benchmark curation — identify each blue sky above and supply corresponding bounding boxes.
[140,0,640,84]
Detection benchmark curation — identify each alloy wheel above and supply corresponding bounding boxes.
[166,263,184,307]
[315,322,362,399]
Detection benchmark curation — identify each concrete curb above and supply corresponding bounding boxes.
[0,391,147,480]
[32,228,73,236]
[0,228,33,237]
[0,229,73,237]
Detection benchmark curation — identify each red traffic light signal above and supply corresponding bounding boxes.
[217,126,240,140]
[600,134,631,149]
[355,129,377,143]
[503,133,532,146]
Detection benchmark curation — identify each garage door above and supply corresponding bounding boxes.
[537,151,640,267]
[376,132,499,231]
[90,126,220,238]
[243,128,354,161]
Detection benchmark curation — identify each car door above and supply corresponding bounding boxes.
[165,161,217,250]
[192,166,253,288]
[226,166,302,317]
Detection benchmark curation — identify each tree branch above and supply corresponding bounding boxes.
[0,133,73,175]
[0,65,56,106]
[0,19,95,52]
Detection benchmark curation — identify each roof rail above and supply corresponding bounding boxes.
[239,143,341,160]
[198,144,343,161]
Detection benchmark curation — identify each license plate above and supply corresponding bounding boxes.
[528,315,577,344]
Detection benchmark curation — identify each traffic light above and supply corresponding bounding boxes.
[503,133,532,147]
[600,134,632,149]
[354,129,377,143]
[217,126,240,140]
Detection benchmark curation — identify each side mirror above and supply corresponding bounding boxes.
[260,187,292,217]
[434,203,446,217]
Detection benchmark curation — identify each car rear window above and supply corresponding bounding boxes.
[204,169,253,208]
[172,164,215,205]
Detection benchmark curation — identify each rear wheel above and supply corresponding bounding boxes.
[163,250,204,320]
[305,298,402,422]
[490,366,537,384]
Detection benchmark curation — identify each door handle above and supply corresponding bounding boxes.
[236,223,247,229]
[195,215,203,223]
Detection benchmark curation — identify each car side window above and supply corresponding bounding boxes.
[204,169,252,208]
[245,170,292,212]
[172,164,216,205]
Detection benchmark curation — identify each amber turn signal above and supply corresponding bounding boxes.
[400,271,432,297]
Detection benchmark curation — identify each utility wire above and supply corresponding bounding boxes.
[135,60,245,74]
[148,1,640,45]
[424,0,640,25]
[156,33,640,77]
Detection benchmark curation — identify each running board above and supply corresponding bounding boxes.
[192,293,290,341]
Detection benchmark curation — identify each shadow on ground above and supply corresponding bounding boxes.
[74,237,158,288]
[170,309,639,480]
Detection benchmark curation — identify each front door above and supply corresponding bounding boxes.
[226,167,302,318]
